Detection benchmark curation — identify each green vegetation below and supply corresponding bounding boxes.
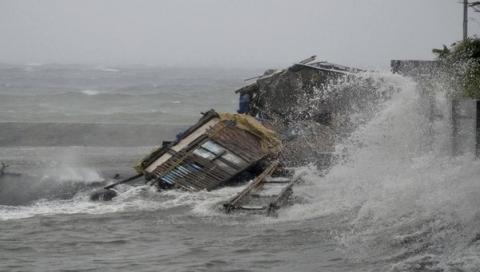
[433,38,480,98]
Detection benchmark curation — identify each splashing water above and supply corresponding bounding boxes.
[278,72,480,270]
[0,149,106,206]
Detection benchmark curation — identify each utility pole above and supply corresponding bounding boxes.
[464,0,469,40]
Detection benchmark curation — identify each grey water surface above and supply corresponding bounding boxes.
[1,64,479,272]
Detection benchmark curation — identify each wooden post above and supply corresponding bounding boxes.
[464,0,469,41]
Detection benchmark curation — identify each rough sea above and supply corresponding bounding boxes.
[0,63,479,272]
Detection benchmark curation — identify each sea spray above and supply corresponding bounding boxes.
[0,149,105,206]
[40,149,104,183]
[281,71,480,270]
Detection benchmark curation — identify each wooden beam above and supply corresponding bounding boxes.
[223,160,279,212]
[267,175,304,216]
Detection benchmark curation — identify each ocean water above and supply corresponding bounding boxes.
[0,64,479,272]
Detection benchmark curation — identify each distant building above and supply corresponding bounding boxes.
[235,56,383,167]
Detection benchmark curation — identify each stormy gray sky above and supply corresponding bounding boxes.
[1,0,479,69]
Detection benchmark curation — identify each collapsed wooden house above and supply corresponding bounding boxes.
[134,110,283,192]
[94,56,375,214]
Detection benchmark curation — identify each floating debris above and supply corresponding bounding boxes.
[0,162,21,178]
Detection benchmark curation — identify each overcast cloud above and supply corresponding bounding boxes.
[1,0,479,69]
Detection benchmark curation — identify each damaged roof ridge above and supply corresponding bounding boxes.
[236,57,365,94]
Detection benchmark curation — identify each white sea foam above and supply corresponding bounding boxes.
[96,67,119,72]
[25,62,43,67]
[80,89,101,96]
[0,184,241,221]
[0,186,159,220]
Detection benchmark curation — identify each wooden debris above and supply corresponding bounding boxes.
[223,162,304,216]
[223,161,279,212]
[0,162,9,177]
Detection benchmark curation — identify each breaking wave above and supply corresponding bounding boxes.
[278,72,480,271]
